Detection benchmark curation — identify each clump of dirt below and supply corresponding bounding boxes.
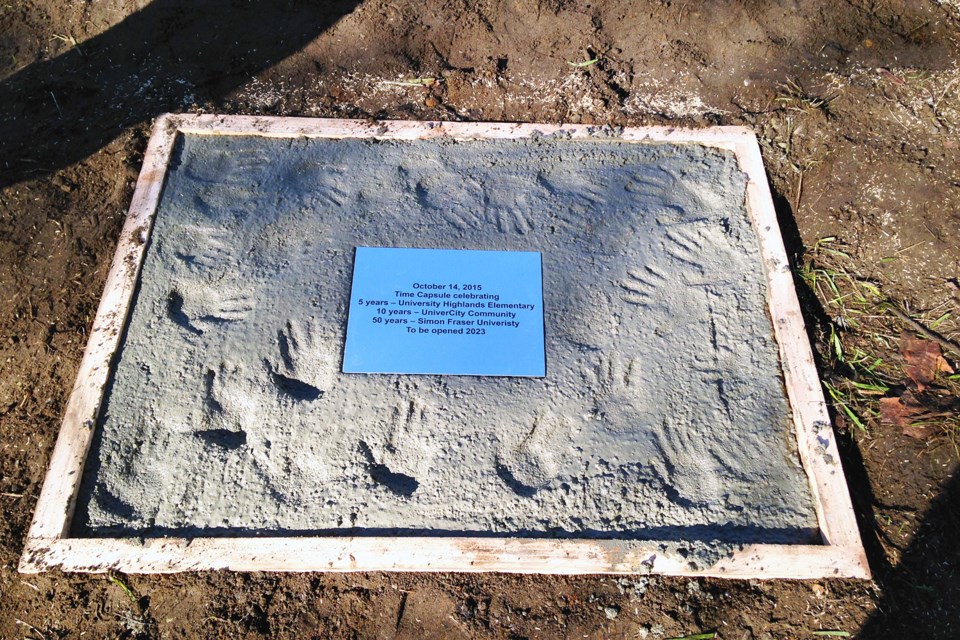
[2,0,959,638]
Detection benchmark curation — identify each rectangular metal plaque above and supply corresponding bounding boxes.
[343,247,545,376]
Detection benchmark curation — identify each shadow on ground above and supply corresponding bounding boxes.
[858,470,960,638]
[0,0,360,190]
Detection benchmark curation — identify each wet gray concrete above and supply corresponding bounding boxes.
[75,133,818,557]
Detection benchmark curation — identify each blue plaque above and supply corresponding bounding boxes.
[343,247,545,376]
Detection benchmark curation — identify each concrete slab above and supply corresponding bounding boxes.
[20,116,869,578]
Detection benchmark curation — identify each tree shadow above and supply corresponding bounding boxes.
[858,470,960,638]
[0,0,361,190]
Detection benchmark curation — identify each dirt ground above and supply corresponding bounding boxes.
[2,0,959,638]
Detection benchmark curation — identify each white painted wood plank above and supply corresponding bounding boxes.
[20,537,867,579]
[26,115,179,540]
[733,136,868,573]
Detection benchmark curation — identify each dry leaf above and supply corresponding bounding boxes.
[900,331,953,391]
[879,396,916,429]
[879,391,958,439]
[876,333,958,439]
[901,424,938,439]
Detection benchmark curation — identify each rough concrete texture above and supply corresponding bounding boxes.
[75,132,819,549]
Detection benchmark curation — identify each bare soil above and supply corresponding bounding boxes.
[1,1,959,638]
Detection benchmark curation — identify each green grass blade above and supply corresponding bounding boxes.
[858,281,882,298]
[930,311,952,329]
[850,381,889,393]
[823,381,866,431]
[830,326,844,362]
[109,574,138,605]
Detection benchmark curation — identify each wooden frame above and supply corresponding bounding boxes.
[19,115,870,579]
